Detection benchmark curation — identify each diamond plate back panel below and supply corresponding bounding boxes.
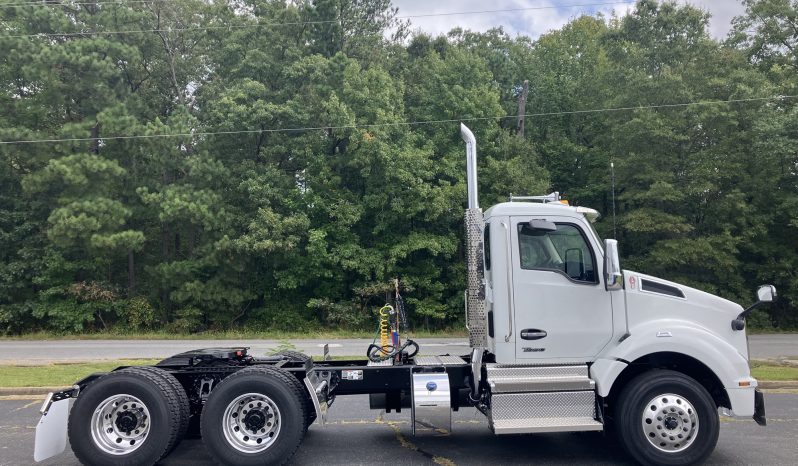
[490,391,596,422]
[465,208,487,348]
[486,364,589,379]
[414,355,468,366]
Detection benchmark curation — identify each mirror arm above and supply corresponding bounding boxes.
[732,302,767,331]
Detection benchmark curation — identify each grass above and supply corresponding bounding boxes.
[0,328,468,341]
[0,359,160,388]
[2,359,794,389]
[749,361,798,381]
[0,356,366,388]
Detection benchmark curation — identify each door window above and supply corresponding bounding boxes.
[518,223,597,283]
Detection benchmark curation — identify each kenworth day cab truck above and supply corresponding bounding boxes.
[34,124,771,466]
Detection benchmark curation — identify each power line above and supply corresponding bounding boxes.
[1,0,159,7]
[1,95,793,145]
[1,1,636,38]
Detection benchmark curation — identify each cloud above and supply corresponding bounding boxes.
[392,0,747,40]
[675,0,746,39]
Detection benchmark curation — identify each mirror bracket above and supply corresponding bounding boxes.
[732,285,777,331]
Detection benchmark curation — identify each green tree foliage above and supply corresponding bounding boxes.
[0,0,796,333]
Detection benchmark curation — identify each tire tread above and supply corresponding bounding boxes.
[125,366,190,458]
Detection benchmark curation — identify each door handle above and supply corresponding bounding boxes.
[520,329,547,340]
[501,221,513,343]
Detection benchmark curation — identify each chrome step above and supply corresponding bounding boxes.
[486,364,594,393]
[491,416,603,434]
[489,391,602,435]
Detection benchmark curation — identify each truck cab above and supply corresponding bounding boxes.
[460,123,769,464]
[481,198,761,421]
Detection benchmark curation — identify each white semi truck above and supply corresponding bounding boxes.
[34,124,771,466]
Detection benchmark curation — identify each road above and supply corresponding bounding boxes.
[0,334,796,364]
[2,392,797,465]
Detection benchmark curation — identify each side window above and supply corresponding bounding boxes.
[518,223,597,283]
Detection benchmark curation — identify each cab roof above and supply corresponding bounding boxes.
[484,202,600,222]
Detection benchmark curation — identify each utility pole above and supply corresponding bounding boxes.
[611,161,617,239]
[516,80,529,139]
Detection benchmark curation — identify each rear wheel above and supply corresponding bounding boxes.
[126,366,190,458]
[615,370,719,466]
[68,368,183,466]
[200,366,306,466]
[272,352,316,430]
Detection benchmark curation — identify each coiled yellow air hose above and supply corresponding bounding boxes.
[379,304,393,350]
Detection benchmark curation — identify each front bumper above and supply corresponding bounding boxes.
[753,388,766,426]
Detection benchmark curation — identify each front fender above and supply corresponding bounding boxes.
[593,321,756,415]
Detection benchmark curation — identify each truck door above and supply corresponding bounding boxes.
[510,216,613,360]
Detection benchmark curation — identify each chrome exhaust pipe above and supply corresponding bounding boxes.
[460,123,487,351]
[460,123,479,210]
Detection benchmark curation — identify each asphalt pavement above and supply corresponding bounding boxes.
[0,334,795,364]
[2,392,797,465]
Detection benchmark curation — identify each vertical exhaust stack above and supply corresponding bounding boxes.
[461,123,479,210]
[460,124,488,350]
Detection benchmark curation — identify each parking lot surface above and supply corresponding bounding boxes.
[2,392,797,465]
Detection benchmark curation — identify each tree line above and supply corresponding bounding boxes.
[1,0,797,335]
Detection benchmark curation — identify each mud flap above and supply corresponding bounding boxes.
[753,388,766,426]
[34,398,70,462]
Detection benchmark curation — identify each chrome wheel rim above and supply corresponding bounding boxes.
[90,394,150,455]
[642,393,699,453]
[222,393,281,453]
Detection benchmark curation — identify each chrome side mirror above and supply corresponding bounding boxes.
[604,239,623,291]
[756,285,777,303]
[732,284,777,331]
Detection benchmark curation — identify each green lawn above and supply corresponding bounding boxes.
[749,362,798,381]
[2,359,795,388]
[0,360,161,388]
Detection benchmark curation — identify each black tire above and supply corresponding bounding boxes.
[200,366,307,466]
[126,366,191,458]
[278,369,316,432]
[68,368,183,466]
[615,370,719,466]
[272,352,316,429]
[275,350,311,363]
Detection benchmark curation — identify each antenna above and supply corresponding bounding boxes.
[611,161,617,239]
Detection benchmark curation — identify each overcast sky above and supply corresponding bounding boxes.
[392,1,747,40]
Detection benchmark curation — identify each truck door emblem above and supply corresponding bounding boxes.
[629,276,637,289]
[522,347,545,352]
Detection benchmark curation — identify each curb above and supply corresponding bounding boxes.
[758,380,798,389]
[2,381,797,397]
[0,386,67,396]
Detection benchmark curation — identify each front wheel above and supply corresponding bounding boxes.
[615,370,719,466]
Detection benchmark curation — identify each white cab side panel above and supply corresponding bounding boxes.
[595,320,755,415]
[590,358,628,397]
